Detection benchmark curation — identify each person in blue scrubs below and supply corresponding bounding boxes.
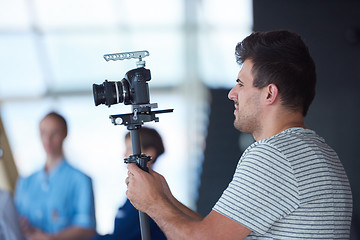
[93,127,166,240]
[15,111,96,240]
[0,189,25,240]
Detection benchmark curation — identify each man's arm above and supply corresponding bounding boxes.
[20,217,96,240]
[126,164,251,239]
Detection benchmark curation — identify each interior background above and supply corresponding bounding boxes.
[1,0,359,238]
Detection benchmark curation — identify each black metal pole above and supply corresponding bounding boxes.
[129,127,151,240]
[111,109,173,240]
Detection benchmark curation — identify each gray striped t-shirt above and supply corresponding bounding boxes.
[213,127,352,239]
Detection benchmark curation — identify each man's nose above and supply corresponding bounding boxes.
[228,86,236,100]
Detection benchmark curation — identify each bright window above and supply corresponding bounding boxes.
[0,0,252,234]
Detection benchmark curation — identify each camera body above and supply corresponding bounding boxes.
[92,50,173,128]
[93,67,151,107]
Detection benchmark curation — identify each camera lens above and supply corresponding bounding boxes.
[92,83,106,106]
[92,80,129,107]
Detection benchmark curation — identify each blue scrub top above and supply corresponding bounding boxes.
[15,160,96,233]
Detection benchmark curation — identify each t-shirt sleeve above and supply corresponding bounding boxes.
[213,143,300,235]
[72,175,96,229]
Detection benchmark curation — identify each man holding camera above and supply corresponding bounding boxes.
[126,30,353,239]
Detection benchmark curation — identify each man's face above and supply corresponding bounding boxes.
[228,59,263,134]
[40,117,66,156]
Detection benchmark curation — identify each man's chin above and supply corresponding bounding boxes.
[234,121,250,134]
[233,120,241,131]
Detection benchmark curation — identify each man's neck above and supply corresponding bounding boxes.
[253,110,305,141]
[45,154,64,172]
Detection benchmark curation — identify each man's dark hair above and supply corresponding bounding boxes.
[42,111,68,135]
[125,127,165,162]
[235,30,316,116]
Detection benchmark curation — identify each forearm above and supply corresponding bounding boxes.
[148,197,203,240]
[167,194,203,221]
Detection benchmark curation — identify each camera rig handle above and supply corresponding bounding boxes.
[103,50,149,68]
[124,125,151,240]
[112,106,172,240]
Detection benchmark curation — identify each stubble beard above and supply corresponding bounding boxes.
[233,106,260,135]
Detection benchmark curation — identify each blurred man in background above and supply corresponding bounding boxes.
[0,189,25,240]
[15,111,96,240]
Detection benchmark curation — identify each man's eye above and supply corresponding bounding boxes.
[236,79,243,86]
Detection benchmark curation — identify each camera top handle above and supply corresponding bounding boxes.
[104,50,149,68]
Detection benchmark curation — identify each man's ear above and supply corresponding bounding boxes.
[265,84,279,105]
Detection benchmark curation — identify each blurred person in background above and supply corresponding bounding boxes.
[0,188,25,240]
[93,127,166,240]
[15,111,96,240]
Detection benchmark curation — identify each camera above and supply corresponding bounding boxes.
[93,67,151,107]
[92,50,173,127]
[93,51,151,107]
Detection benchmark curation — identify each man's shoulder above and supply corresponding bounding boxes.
[62,161,92,182]
[240,128,315,164]
[19,168,43,182]
[255,127,320,150]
